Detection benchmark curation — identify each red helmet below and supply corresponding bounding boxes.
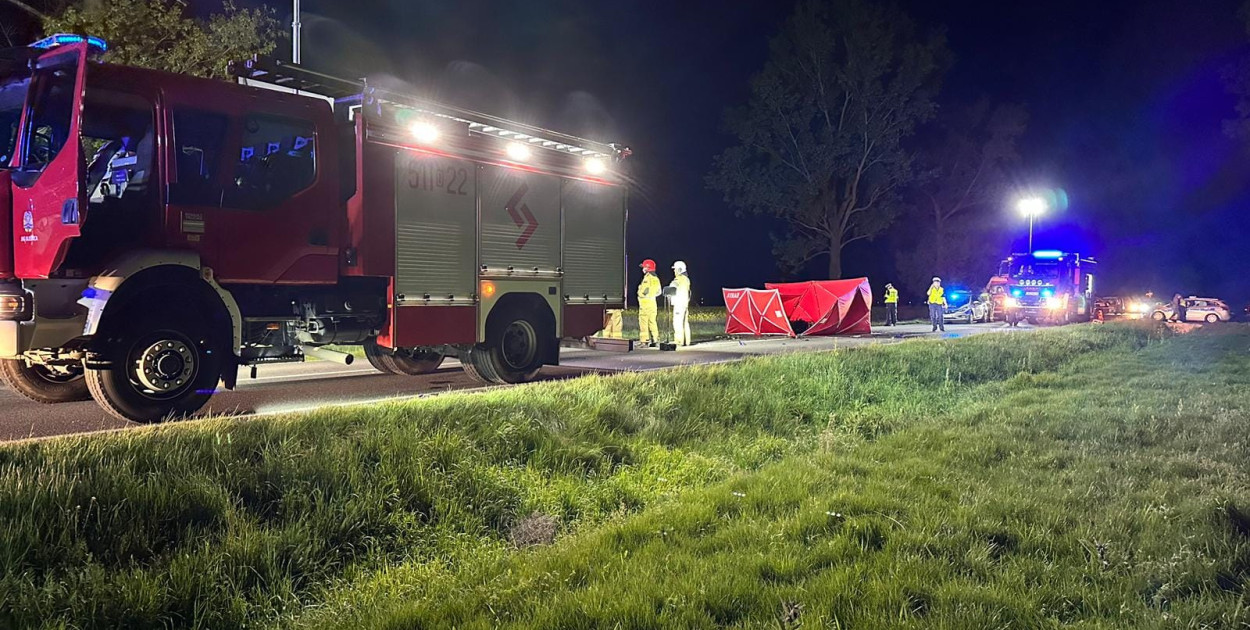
[640,259,656,272]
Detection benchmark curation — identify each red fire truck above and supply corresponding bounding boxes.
[0,36,629,422]
[1001,250,1097,326]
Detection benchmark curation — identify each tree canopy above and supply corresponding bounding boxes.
[43,0,282,79]
[707,0,948,279]
[896,99,1027,290]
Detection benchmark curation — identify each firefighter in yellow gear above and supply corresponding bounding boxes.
[670,260,692,346]
[884,283,899,326]
[636,259,661,346]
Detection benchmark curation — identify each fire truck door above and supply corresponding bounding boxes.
[10,43,88,279]
[210,111,338,283]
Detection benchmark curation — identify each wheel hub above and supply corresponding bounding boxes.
[500,320,537,370]
[136,339,196,393]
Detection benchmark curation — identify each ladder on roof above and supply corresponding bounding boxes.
[228,56,629,162]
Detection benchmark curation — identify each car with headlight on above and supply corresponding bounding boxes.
[943,288,990,324]
[1151,297,1233,323]
[1095,296,1153,320]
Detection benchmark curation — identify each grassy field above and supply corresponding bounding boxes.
[1,324,1247,629]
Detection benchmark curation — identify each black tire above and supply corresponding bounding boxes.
[460,352,492,385]
[85,313,222,423]
[0,358,90,404]
[1205,313,1220,323]
[464,308,552,385]
[362,339,391,373]
[363,339,443,375]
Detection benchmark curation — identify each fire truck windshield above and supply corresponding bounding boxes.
[1011,260,1062,280]
[0,75,30,169]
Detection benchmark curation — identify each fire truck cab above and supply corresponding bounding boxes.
[1001,250,1096,326]
[0,37,629,422]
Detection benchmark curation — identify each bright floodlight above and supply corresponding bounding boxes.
[409,122,439,144]
[584,157,606,175]
[1017,197,1047,216]
[506,142,532,161]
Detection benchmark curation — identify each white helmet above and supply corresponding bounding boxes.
[932,276,941,283]
[672,260,687,274]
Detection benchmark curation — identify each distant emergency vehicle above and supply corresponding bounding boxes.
[1001,250,1097,326]
[0,36,630,421]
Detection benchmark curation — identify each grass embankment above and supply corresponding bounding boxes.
[0,324,1244,629]
[334,325,1250,629]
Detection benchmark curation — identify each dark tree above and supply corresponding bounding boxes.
[897,99,1027,288]
[1226,2,1250,139]
[43,0,281,79]
[708,0,948,279]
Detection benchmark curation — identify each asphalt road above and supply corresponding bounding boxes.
[0,321,1026,442]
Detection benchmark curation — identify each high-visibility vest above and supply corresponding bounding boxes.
[927,285,945,304]
[884,287,898,304]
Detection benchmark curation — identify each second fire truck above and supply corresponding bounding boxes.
[1000,250,1097,326]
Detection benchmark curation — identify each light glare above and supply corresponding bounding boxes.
[1017,196,1047,216]
[410,122,439,144]
[584,157,607,175]
[506,142,532,161]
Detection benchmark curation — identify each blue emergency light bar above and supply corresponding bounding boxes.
[1031,250,1066,259]
[30,34,109,53]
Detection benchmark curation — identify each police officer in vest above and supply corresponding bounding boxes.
[884,283,899,326]
[927,277,946,332]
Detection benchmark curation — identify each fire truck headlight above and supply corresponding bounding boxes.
[409,122,440,144]
[1005,297,1020,308]
[505,142,532,161]
[1044,296,1062,309]
[584,157,607,175]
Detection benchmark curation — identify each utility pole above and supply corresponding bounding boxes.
[292,0,302,64]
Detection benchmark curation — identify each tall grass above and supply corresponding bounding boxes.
[0,325,1161,629]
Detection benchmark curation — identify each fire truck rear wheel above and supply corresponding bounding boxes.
[0,358,91,404]
[86,314,222,423]
[467,311,552,385]
[363,339,444,375]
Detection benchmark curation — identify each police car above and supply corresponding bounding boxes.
[943,288,990,324]
[1151,297,1233,323]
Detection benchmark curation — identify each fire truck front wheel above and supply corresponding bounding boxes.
[85,313,223,423]
[0,359,91,404]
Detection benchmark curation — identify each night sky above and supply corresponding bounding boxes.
[8,0,1250,305]
[283,0,1250,304]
